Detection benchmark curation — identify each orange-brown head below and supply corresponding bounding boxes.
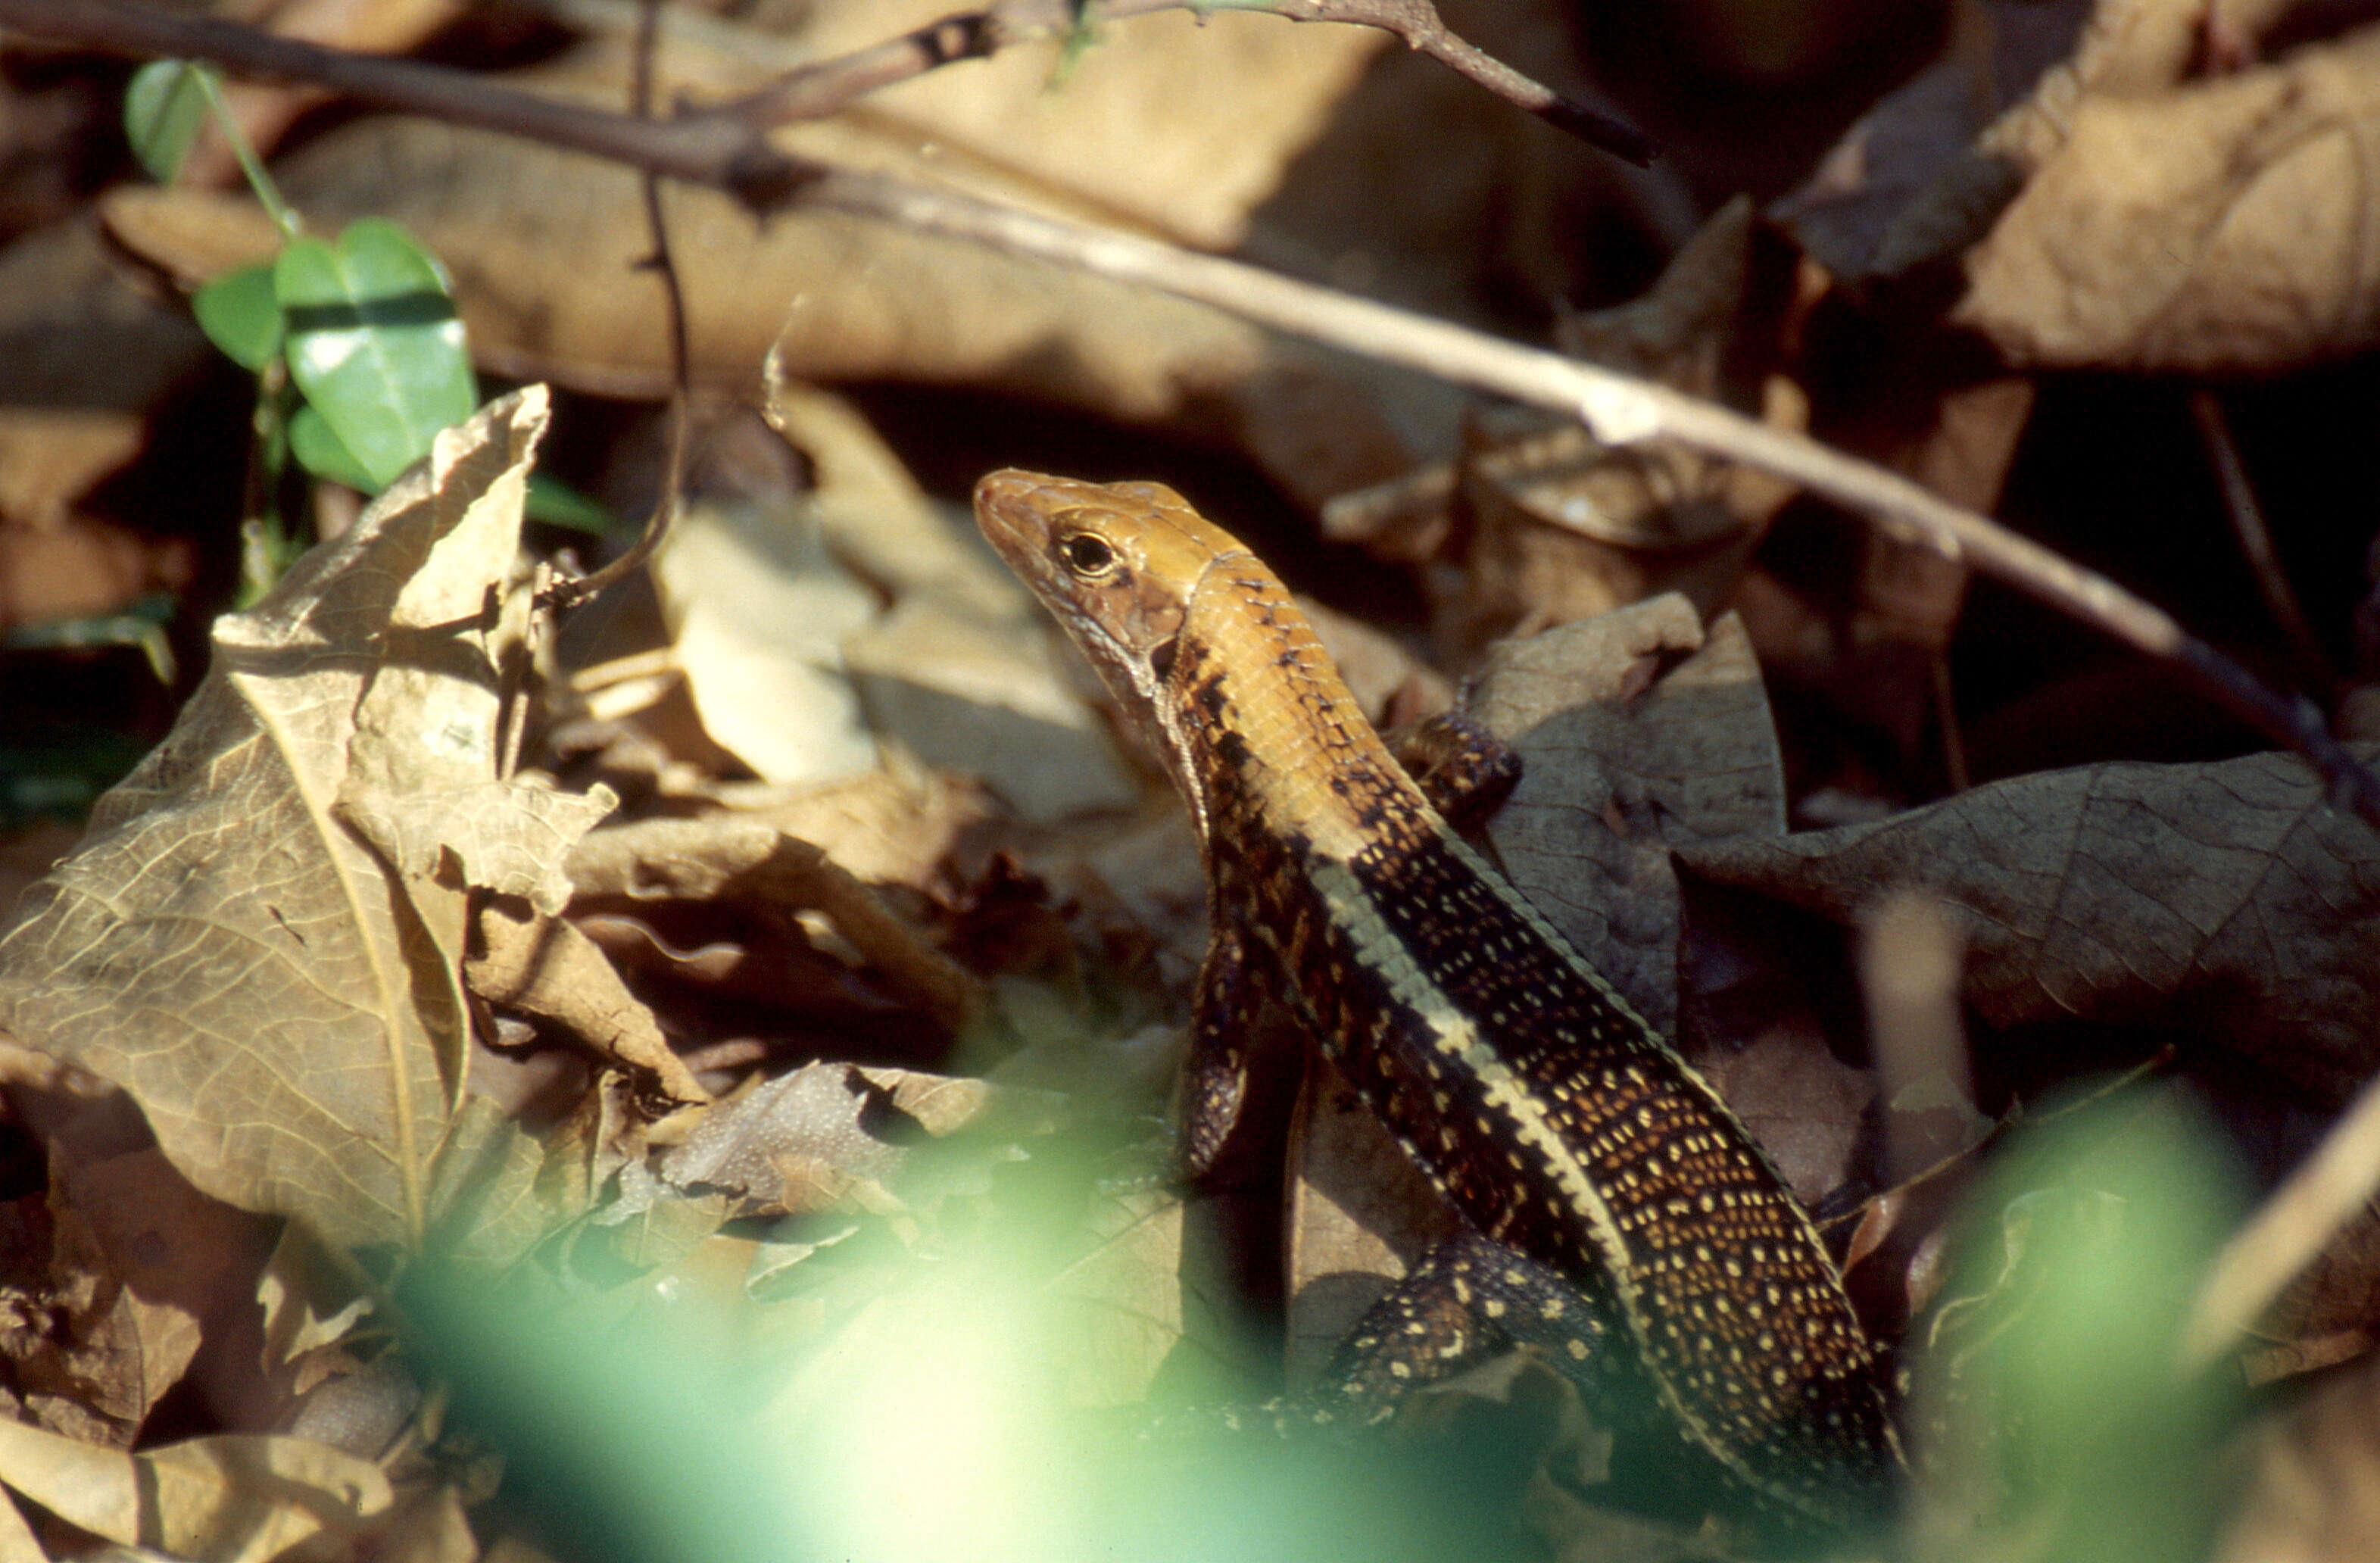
[973,470,1252,812]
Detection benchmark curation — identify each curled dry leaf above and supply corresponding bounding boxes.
[1959,18,2380,370]
[0,1421,391,1563]
[567,815,986,1033]
[0,390,593,1256]
[1680,746,2380,1106]
[466,900,710,1108]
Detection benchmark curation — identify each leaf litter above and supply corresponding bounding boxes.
[14,0,2380,1557]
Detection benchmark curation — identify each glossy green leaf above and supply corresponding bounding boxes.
[193,263,285,373]
[275,218,477,489]
[123,61,211,185]
[288,403,378,493]
[524,473,616,535]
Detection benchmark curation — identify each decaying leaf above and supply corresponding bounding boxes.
[1285,1059,1458,1385]
[1680,746,2380,1105]
[0,221,209,535]
[0,390,589,1255]
[2215,1345,2380,1563]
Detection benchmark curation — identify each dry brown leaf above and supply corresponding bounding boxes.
[1960,16,2380,370]
[0,1488,38,1563]
[99,10,1422,502]
[0,221,209,534]
[466,901,710,1107]
[1047,1185,1191,1409]
[778,1,1384,253]
[103,114,1266,413]
[363,1482,479,1563]
[1772,0,2090,279]
[0,1422,391,1563]
[0,391,584,1254]
[1680,746,2380,1106]
[42,1144,276,1432]
[844,595,1141,822]
[182,0,466,189]
[1468,596,1784,1035]
[1694,1022,1873,1205]
[565,815,985,1031]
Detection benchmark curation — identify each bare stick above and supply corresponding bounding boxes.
[797,168,2380,829]
[695,0,1657,166]
[2190,388,2335,698]
[0,0,815,210]
[548,0,691,612]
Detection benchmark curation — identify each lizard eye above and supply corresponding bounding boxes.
[1058,532,1118,578]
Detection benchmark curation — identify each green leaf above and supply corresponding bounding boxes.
[123,61,211,184]
[287,403,379,493]
[275,218,477,489]
[524,473,616,535]
[193,263,285,373]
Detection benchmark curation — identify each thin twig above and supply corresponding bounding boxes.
[15,0,2374,824]
[694,0,1657,165]
[2190,388,2336,699]
[547,0,693,613]
[2182,1063,2380,1372]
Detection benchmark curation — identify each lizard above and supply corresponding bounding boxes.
[972,468,1901,1535]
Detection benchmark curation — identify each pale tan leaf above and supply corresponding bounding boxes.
[365,1483,479,1563]
[659,1061,1041,1214]
[1959,21,2380,370]
[652,496,879,787]
[563,816,986,1030]
[0,392,559,1249]
[2213,1346,2380,1563]
[1285,1058,1458,1386]
[842,596,1138,822]
[0,1424,391,1563]
[256,1227,373,1380]
[345,782,616,919]
[1680,747,2380,1105]
[781,2,1384,252]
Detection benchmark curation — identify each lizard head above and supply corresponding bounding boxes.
[973,468,1243,709]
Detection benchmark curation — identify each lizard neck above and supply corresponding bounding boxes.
[1161,555,1424,870]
